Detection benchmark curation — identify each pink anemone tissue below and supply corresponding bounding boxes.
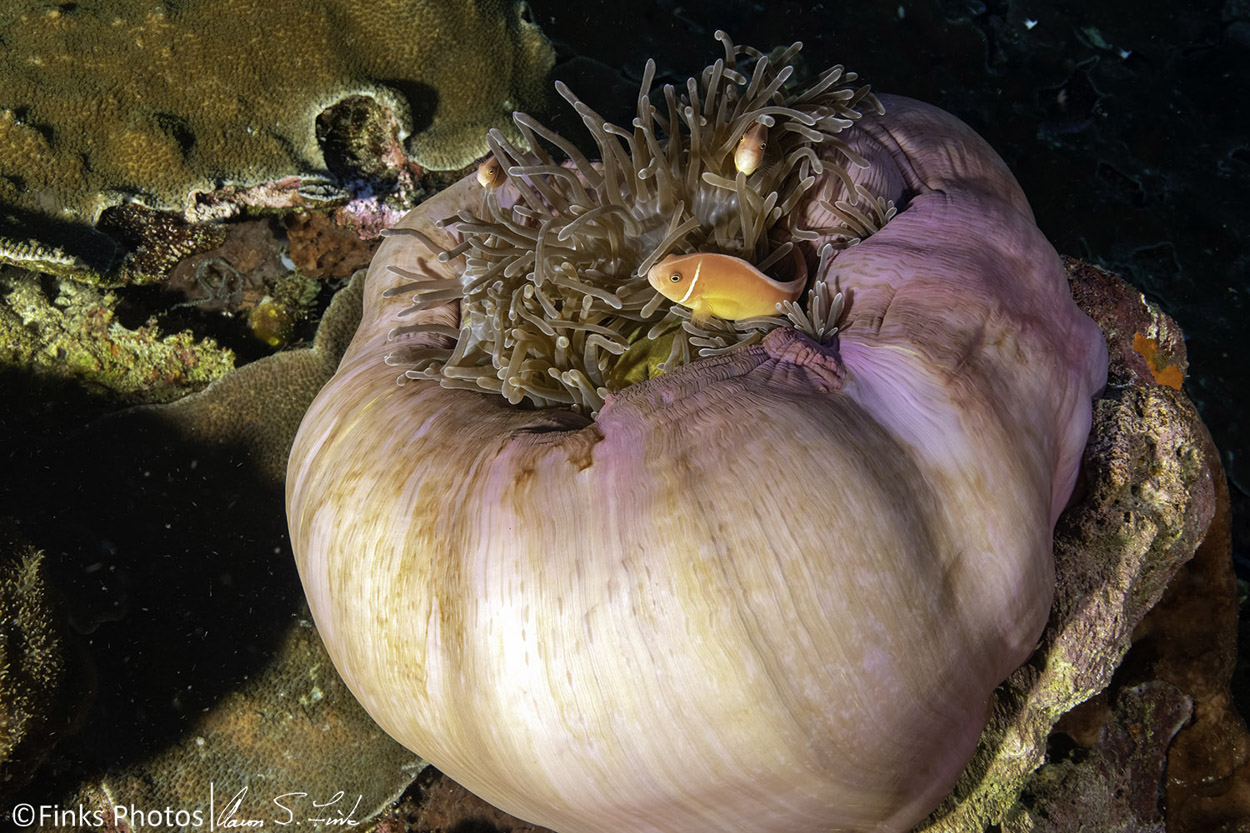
[286,33,1108,833]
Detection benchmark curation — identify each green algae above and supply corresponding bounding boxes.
[0,0,553,225]
[0,267,236,403]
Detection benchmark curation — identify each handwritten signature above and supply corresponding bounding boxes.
[214,785,363,828]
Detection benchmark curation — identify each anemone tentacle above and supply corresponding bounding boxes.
[386,33,892,414]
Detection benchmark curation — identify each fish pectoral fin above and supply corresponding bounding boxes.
[689,298,715,327]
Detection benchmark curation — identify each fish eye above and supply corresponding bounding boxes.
[669,273,682,282]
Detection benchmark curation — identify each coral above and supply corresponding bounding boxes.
[54,619,422,830]
[0,530,84,799]
[145,269,365,484]
[9,273,425,818]
[0,0,553,224]
[166,220,291,310]
[95,203,228,285]
[184,176,338,225]
[0,233,102,283]
[154,217,321,349]
[285,210,380,279]
[317,95,421,185]
[332,193,419,241]
[1020,682,1192,833]
[0,267,235,404]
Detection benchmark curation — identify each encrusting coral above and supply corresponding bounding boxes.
[287,36,1108,833]
[0,267,235,404]
[0,0,553,223]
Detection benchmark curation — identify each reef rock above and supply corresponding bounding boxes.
[917,259,1229,831]
[42,619,423,833]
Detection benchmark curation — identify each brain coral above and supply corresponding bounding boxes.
[0,0,553,221]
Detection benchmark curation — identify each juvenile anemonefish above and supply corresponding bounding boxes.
[476,156,504,188]
[733,122,769,175]
[646,251,806,324]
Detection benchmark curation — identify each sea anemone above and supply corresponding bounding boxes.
[287,33,1108,833]
[381,33,892,413]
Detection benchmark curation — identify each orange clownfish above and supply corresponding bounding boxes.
[646,251,807,324]
[733,122,768,175]
[476,156,504,189]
